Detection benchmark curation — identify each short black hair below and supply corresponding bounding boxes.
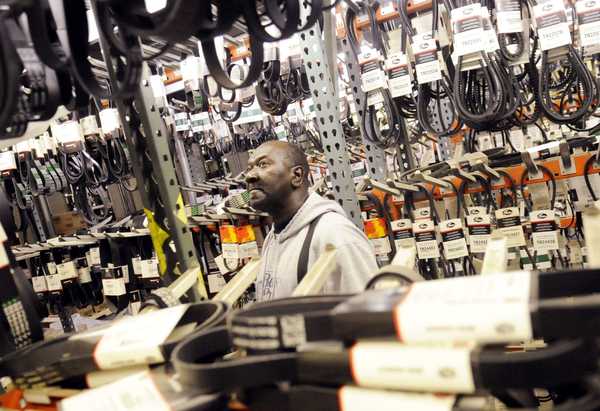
[284,142,310,185]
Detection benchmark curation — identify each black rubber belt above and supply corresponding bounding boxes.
[0,301,229,388]
[328,269,600,343]
[296,339,598,392]
[229,294,350,353]
[172,326,297,393]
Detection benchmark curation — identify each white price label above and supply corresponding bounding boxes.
[0,151,16,171]
[240,241,260,258]
[102,278,126,296]
[88,247,101,266]
[439,219,469,259]
[394,271,533,344]
[351,342,475,393]
[576,0,600,47]
[339,387,455,411]
[534,0,572,50]
[99,109,120,135]
[191,112,211,133]
[57,261,78,280]
[132,257,142,276]
[79,267,92,284]
[451,4,485,56]
[413,220,440,259]
[388,75,412,97]
[47,274,63,291]
[222,243,240,260]
[208,273,227,293]
[93,305,188,369]
[466,208,492,253]
[371,237,392,256]
[509,128,525,151]
[495,207,526,247]
[140,259,159,279]
[413,34,442,84]
[32,276,48,293]
[530,210,559,251]
[361,69,387,93]
[497,0,524,33]
[174,112,190,132]
[60,371,170,411]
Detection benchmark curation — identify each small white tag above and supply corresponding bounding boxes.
[413,220,440,259]
[412,33,442,84]
[79,267,92,284]
[451,4,485,56]
[191,112,212,133]
[351,342,476,393]
[239,241,260,258]
[60,371,170,411]
[132,257,142,276]
[371,237,392,256]
[395,271,533,344]
[339,386,456,411]
[530,210,559,251]
[47,274,63,291]
[57,261,78,280]
[0,151,16,171]
[576,0,600,47]
[93,305,188,369]
[222,243,240,260]
[495,207,526,247]
[208,273,227,293]
[99,109,120,135]
[174,112,190,132]
[439,219,469,259]
[32,276,48,293]
[497,0,524,33]
[509,128,525,152]
[102,278,126,296]
[88,247,101,266]
[534,0,572,51]
[140,259,160,279]
[361,69,387,93]
[466,209,492,253]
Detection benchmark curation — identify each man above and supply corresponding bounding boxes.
[245,140,378,301]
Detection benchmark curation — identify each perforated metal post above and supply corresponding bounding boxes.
[300,21,363,227]
[339,35,388,181]
[90,3,206,300]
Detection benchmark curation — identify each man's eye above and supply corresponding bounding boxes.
[258,161,269,168]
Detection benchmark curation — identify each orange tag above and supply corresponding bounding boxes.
[363,218,388,239]
[219,225,238,244]
[236,225,256,244]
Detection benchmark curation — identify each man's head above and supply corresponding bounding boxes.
[244,141,310,212]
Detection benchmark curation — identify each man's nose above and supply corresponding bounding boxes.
[244,168,258,185]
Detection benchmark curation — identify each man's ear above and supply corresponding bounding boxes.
[290,165,304,188]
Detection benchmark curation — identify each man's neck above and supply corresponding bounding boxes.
[270,191,309,229]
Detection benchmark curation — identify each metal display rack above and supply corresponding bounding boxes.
[300,15,363,227]
[89,3,206,300]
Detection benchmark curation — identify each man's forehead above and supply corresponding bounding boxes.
[250,142,289,161]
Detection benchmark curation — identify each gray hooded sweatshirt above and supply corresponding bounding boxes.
[255,192,378,301]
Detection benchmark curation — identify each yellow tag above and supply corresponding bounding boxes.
[236,225,256,244]
[175,194,187,226]
[219,225,238,244]
[364,218,388,239]
[144,208,170,274]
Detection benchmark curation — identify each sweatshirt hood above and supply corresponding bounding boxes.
[276,192,346,242]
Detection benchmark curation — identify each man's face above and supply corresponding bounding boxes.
[244,143,295,211]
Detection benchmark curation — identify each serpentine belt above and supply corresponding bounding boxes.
[1,301,228,388]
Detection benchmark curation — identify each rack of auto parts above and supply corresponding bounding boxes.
[355,132,600,274]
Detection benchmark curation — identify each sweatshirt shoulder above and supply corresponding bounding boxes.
[315,212,368,245]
